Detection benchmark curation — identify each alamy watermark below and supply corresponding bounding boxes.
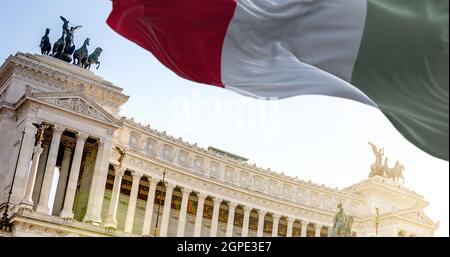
[168,90,280,139]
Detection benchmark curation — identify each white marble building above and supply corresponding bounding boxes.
[0,53,438,237]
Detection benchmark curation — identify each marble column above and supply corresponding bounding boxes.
[74,147,94,220]
[226,202,237,237]
[52,141,75,216]
[60,133,88,219]
[83,138,113,224]
[257,210,267,237]
[13,122,38,202]
[176,187,192,237]
[241,206,252,237]
[142,177,158,236]
[286,217,295,237]
[301,222,308,237]
[315,224,322,237]
[32,142,50,206]
[36,125,64,215]
[103,166,126,229]
[193,192,207,237]
[19,143,44,208]
[159,183,175,237]
[210,197,222,237]
[272,214,280,237]
[124,171,143,233]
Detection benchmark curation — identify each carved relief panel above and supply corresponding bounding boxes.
[282,183,293,200]
[253,175,267,193]
[193,156,205,173]
[268,179,279,195]
[209,161,220,178]
[177,150,190,167]
[128,131,141,149]
[322,194,333,209]
[161,144,173,161]
[145,138,156,155]
[310,191,320,207]
[224,166,237,183]
[295,187,307,204]
[238,170,251,187]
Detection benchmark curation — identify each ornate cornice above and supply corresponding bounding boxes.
[122,117,358,199]
[0,52,129,108]
[342,176,426,204]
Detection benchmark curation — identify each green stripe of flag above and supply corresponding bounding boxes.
[352,0,449,160]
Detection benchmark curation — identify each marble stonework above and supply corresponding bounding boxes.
[0,53,438,237]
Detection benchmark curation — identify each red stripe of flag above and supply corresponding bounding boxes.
[107,0,237,88]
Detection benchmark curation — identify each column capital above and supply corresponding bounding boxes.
[63,141,76,151]
[228,202,238,209]
[197,192,208,200]
[301,221,309,227]
[243,206,253,213]
[213,196,223,203]
[130,170,143,179]
[272,213,281,220]
[76,132,89,141]
[165,182,176,190]
[53,125,65,135]
[180,187,192,195]
[287,217,296,223]
[23,120,38,134]
[258,209,267,216]
[24,121,38,135]
[147,176,159,184]
[114,166,126,177]
[315,223,323,229]
[33,145,44,155]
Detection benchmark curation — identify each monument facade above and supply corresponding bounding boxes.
[0,52,438,237]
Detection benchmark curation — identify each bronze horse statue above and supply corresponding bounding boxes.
[39,28,51,55]
[73,38,90,67]
[84,47,103,70]
[52,31,66,58]
[387,161,405,183]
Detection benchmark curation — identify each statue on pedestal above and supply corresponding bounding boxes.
[368,142,405,183]
[329,203,353,237]
[369,142,386,177]
[38,16,104,69]
[115,146,127,168]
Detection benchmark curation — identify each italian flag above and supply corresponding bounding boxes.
[107,0,449,161]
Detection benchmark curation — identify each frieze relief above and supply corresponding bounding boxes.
[128,131,142,149]
[177,150,190,167]
[224,166,237,184]
[193,155,205,173]
[238,170,251,187]
[145,138,156,155]
[209,161,220,178]
[38,96,110,123]
[12,68,71,93]
[268,179,279,195]
[161,144,173,162]
[400,211,434,226]
[253,175,267,193]
[13,222,70,237]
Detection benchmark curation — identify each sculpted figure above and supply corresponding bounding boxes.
[73,38,90,66]
[39,28,51,55]
[115,146,127,167]
[330,203,353,237]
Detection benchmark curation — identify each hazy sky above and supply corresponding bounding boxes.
[1,0,448,236]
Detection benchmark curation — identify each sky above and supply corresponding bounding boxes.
[0,0,448,236]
